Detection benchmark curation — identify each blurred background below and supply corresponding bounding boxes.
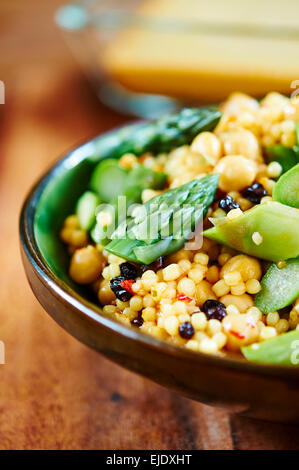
[3,0,299,119]
[1,0,299,450]
[52,0,299,116]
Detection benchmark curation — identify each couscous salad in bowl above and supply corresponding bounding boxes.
[20,92,299,422]
[61,92,299,364]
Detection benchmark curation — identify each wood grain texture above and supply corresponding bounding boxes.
[0,0,298,450]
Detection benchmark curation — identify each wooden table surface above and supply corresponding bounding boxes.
[0,0,298,450]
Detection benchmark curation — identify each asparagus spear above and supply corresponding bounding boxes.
[105,175,219,264]
[88,107,222,162]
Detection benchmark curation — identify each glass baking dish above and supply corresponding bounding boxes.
[55,0,299,117]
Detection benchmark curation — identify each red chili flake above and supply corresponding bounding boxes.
[177,294,192,302]
[230,330,246,340]
[120,279,135,295]
[246,322,256,329]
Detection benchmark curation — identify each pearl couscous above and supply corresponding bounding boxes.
[60,92,299,362]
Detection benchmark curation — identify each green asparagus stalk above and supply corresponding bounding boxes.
[105,175,219,264]
[88,107,222,162]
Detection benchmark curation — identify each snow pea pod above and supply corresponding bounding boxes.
[242,330,299,366]
[203,201,299,261]
[255,257,299,313]
[76,191,100,231]
[273,163,299,209]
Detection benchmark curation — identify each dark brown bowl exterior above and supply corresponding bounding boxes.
[20,137,299,424]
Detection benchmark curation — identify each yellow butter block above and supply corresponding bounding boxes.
[102,0,299,101]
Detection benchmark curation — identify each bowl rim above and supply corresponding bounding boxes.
[55,3,299,42]
[19,128,299,379]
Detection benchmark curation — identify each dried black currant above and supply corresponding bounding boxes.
[120,262,139,280]
[131,312,144,328]
[179,321,195,339]
[139,256,164,274]
[219,195,240,213]
[202,299,227,321]
[213,188,227,203]
[110,276,133,302]
[241,183,267,204]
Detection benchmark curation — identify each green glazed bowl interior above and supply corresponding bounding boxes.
[20,125,299,424]
[34,145,95,290]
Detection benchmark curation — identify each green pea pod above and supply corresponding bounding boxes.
[76,191,100,231]
[90,159,128,202]
[203,201,299,261]
[273,163,299,209]
[242,330,299,366]
[255,257,299,313]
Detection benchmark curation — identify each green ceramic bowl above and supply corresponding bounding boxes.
[20,125,299,423]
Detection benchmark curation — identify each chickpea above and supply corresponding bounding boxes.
[195,280,216,307]
[185,151,211,175]
[119,153,138,169]
[64,215,80,229]
[220,294,254,313]
[238,112,260,135]
[214,114,237,135]
[286,97,299,121]
[70,229,89,248]
[260,92,289,110]
[220,254,262,281]
[221,92,259,114]
[60,227,73,244]
[214,155,257,192]
[165,146,209,179]
[221,128,261,161]
[91,279,101,294]
[167,249,193,263]
[60,227,88,248]
[222,313,259,351]
[69,245,105,284]
[98,279,116,304]
[256,162,268,179]
[191,132,222,162]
